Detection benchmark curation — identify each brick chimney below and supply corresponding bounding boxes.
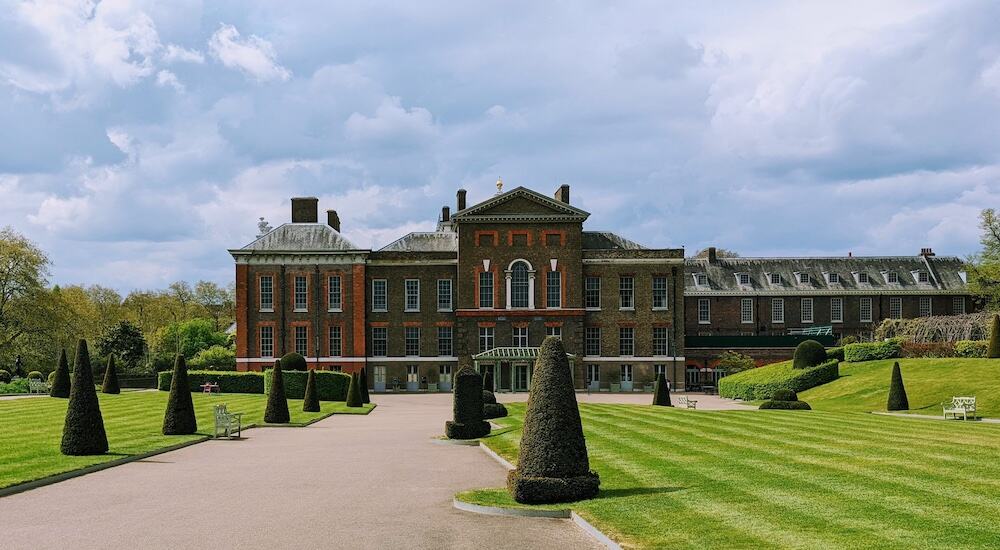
[920,247,935,257]
[326,210,341,232]
[456,189,467,211]
[707,246,718,264]
[554,184,570,203]
[291,197,318,223]
[441,206,450,222]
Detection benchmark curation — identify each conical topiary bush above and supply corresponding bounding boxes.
[507,337,599,503]
[60,340,108,455]
[264,360,290,423]
[445,367,490,439]
[359,367,371,404]
[483,370,494,392]
[163,354,197,434]
[101,355,120,394]
[50,348,71,398]
[887,361,909,411]
[652,372,671,407]
[346,371,363,407]
[302,369,320,412]
[989,314,1000,359]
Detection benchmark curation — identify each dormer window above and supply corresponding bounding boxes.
[827,273,840,284]
[769,273,781,285]
[798,273,810,284]
[858,272,870,284]
[917,271,929,283]
[886,271,898,284]
[737,273,751,286]
[694,273,708,286]
[959,271,968,283]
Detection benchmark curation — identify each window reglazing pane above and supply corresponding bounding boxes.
[585,277,601,308]
[511,262,529,308]
[479,272,494,308]
[653,276,668,308]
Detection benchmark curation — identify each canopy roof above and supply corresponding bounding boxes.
[472,346,576,361]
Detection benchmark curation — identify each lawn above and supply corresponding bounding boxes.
[0,391,374,490]
[462,403,1000,549]
[800,358,1000,417]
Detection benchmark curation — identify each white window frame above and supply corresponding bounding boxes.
[654,364,668,378]
[860,297,873,323]
[771,298,785,324]
[889,297,902,319]
[546,325,562,339]
[619,327,635,357]
[919,296,932,317]
[479,271,494,309]
[405,326,420,356]
[437,326,453,356]
[372,279,387,312]
[328,325,342,357]
[585,276,601,310]
[887,271,899,284]
[620,364,633,383]
[952,296,965,315]
[698,298,711,324]
[858,272,870,284]
[546,270,561,309]
[828,273,840,284]
[694,273,709,287]
[294,325,308,356]
[479,326,494,353]
[652,276,669,309]
[437,279,453,311]
[740,298,753,324]
[738,273,751,286]
[769,273,781,285]
[587,364,600,383]
[585,327,601,356]
[801,298,814,324]
[831,297,844,324]
[294,275,308,312]
[798,273,810,284]
[327,275,342,312]
[512,326,528,348]
[619,276,635,310]
[259,276,274,312]
[652,327,668,357]
[259,325,273,358]
[405,279,420,312]
[371,327,388,357]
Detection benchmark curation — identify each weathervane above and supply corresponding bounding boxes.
[496,176,503,195]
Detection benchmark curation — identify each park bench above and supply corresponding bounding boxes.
[28,379,50,394]
[942,397,976,420]
[200,382,221,394]
[213,404,243,439]
[610,383,621,392]
[676,396,698,409]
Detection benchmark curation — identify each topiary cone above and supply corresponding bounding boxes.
[652,372,672,407]
[359,367,371,404]
[102,355,120,394]
[264,360,290,423]
[989,314,1000,359]
[61,340,109,455]
[346,371,363,407]
[887,361,909,411]
[483,371,495,391]
[507,337,599,503]
[163,354,198,434]
[445,367,490,439]
[302,369,320,412]
[50,348,71,398]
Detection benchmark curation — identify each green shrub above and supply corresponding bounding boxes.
[839,335,859,346]
[264,369,350,401]
[162,355,197,435]
[446,367,490,440]
[61,340,108,455]
[48,371,56,384]
[0,370,10,383]
[844,339,902,362]
[793,340,827,369]
[302,370,320,412]
[719,359,840,401]
[771,389,798,401]
[189,345,236,370]
[360,367,370,404]
[101,355,120,394]
[482,390,497,404]
[955,340,989,358]
[900,341,956,358]
[826,347,844,361]
[346,372,362,408]
[27,370,43,380]
[264,360,290,423]
[717,350,755,374]
[50,349,70,398]
[159,370,265,393]
[990,314,1000,359]
[280,352,307,371]
[759,400,812,410]
[483,402,508,419]
[483,371,494,391]
[652,372,671,406]
[507,337,599,504]
[887,362,909,411]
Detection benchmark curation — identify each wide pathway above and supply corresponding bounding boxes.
[0,394,600,550]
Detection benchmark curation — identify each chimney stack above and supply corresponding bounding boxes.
[707,246,718,264]
[554,184,570,204]
[327,210,341,232]
[441,206,450,222]
[291,197,318,223]
[920,247,935,257]
[456,189,467,211]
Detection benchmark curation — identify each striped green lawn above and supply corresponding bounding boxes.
[462,403,1000,549]
[0,391,374,489]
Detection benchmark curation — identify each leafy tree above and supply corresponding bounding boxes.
[154,318,229,359]
[189,345,236,370]
[717,350,755,374]
[60,340,108,455]
[264,360,290,423]
[0,228,61,366]
[101,355,120,394]
[193,281,235,331]
[96,320,147,372]
[967,208,1000,308]
[162,355,197,435]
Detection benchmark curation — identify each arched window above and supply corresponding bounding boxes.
[511,261,530,308]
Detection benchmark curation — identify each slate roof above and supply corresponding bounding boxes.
[685,255,969,295]
[232,223,361,253]
[582,231,646,250]
[379,231,458,252]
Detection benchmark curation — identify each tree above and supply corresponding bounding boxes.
[264,360,290,423]
[445,367,490,439]
[60,340,108,455]
[652,372,672,406]
[967,208,1000,308]
[101,355,120,394]
[50,348,71,398]
[162,355,197,435]
[167,281,196,320]
[989,314,1000,359]
[154,318,229,359]
[717,350,755,374]
[359,367,370,404]
[96,320,147,373]
[887,362,909,411]
[302,369,320,412]
[693,247,740,258]
[189,345,236,370]
[0,228,61,366]
[507,338,599,503]
[193,281,235,332]
[346,371,363,408]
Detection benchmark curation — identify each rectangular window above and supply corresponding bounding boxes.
[798,273,810,284]
[695,273,709,286]
[831,298,844,323]
[828,273,840,284]
[328,326,342,357]
[918,271,929,283]
[740,298,753,324]
[259,326,273,358]
[587,364,600,384]
[294,276,308,311]
[546,325,562,339]
[512,326,528,348]
[295,325,308,356]
[405,279,420,312]
[479,326,494,353]
[769,273,781,285]
[653,327,668,356]
[585,327,601,356]
[437,279,452,311]
[620,364,633,382]
[771,298,785,324]
[652,276,669,309]
[952,296,965,315]
[887,271,898,284]
[372,279,387,312]
[405,327,420,356]
[259,276,274,312]
[859,272,870,284]
[801,298,814,324]
[738,273,751,286]
[860,297,873,323]
[889,297,903,319]
[546,271,561,308]
[327,275,342,311]
[619,276,634,309]
[919,296,932,317]
[619,327,635,356]
[654,364,668,379]
[437,326,453,356]
[371,327,387,356]
[479,272,494,308]
[698,298,711,324]
[585,276,601,309]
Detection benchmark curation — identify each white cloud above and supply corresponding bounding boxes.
[208,23,290,82]
[155,69,184,91]
[162,44,204,64]
[344,97,437,144]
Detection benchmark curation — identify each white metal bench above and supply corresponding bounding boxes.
[676,396,698,409]
[28,379,50,394]
[943,397,976,420]
[213,404,243,439]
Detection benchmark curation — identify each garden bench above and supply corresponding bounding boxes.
[942,397,976,420]
[213,404,243,439]
[28,379,50,394]
[676,396,697,409]
[200,382,221,394]
[610,383,621,392]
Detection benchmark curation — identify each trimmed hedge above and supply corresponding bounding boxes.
[446,367,490,439]
[101,356,120,394]
[50,349,71,398]
[482,390,497,404]
[360,367,371,404]
[346,372,362,408]
[159,370,265,394]
[771,389,798,401]
[264,369,351,401]
[61,339,108,455]
[955,340,989,358]
[27,370,43,380]
[887,362,909,411]
[264,360,290,424]
[844,339,902,362]
[0,370,10,383]
[302,370,320,412]
[719,359,840,401]
[793,340,827,369]
[652,372,671,406]
[162,355,197,435]
[280,352,307,371]
[826,347,844,361]
[990,314,1000,358]
[483,402,508,419]
[759,400,812,410]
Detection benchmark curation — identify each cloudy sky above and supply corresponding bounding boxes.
[2,0,999,291]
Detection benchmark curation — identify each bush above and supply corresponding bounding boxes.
[360,367,370,404]
[826,347,844,361]
[61,340,108,455]
[771,389,798,401]
[189,345,236,371]
[990,314,1000,359]
[719,359,840,401]
[717,350,755,374]
[445,367,490,439]
[652,372,671,407]
[302,369,320,412]
[900,341,956,358]
[482,390,497,404]
[844,339,902,362]
[159,370,265,393]
[0,370,10,383]
[507,337,599,504]
[0,378,29,394]
[759,400,812,410]
[263,369,350,401]
[101,356,120,394]
[280,352,307,371]
[162,355,197,435]
[483,371,494,391]
[27,370,43,380]
[346,372,362,408]
[50,349,70,398]
[483,402,508,419]
[887,362,909,411]
[264,360,290,423]
[793,340,827,369]
[955,340,989,358]
[839,335,859,346]
[48,371,56,384]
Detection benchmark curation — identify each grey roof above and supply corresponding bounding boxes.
[379,231,458,252]
[685,255,969,295]
[452,186,590,222]
[582,231,646,250]
[235,223,360,252]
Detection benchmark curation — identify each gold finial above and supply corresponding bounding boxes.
[496,176,503,194]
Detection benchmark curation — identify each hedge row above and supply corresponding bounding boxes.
[264,369,351,401]
[954,340,988,358]
[158,370,265,393]
[843,339,902,362]
[719,359,840,401]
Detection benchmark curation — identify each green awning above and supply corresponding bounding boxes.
[472,346,575,361]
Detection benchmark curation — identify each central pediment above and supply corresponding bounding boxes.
[451,186,589,223]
